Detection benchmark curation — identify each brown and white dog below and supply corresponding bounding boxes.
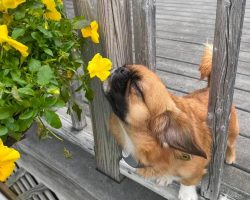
[103,44,239,200]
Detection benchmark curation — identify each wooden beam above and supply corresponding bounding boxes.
[69,49,87,130]
[0,182,19,200]
[132,0,156,71]
[90,0,132,182]
[72,0,133,181]
[201,0,246,199]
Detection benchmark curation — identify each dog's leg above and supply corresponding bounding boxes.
[155,175,179,186]
[137,167,158,178]
[225,141,236,164]
[226,107,239,164]
[178,184,198,200]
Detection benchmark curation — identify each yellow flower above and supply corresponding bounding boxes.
[42,0,61,21]
[0,25,29,57]
[47,86,60,95]
[0,139,20,182]
[81,21,99,44]
[0,0,26,12]
[44,9,61,21]
[87,53,112,81]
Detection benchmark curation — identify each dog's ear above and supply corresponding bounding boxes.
[150,112,207,158]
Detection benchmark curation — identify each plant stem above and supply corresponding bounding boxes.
[38,117,63,142]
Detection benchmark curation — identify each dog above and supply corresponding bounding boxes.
[103,44,239,200]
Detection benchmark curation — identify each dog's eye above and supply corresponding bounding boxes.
[131,81,144,100]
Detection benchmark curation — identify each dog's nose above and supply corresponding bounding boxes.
[115,66,129,76]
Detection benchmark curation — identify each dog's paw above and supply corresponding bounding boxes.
[225,154,236,165]
[156,176,173,186]
[178,185,198,200]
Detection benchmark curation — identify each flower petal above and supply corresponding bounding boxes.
[2,0,26,10]
[81,27,92,38]
[0,163,15,182]
[0,25,9,43]
[45,9,61,21]
[87,53,112,81]
[7,38,29,57]
[97,71,111,82]
[91,31,99,44]
[42,0,56,11]
[0,146,20,163]
[90,21,98,31]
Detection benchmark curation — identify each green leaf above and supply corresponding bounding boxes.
[31,32,41,41]
[18,87,35,96]
[14,10,25,20]
[38,26,53,38]
[44,48,54,56]
[44,110,62,129]
[12,86,22,101]
[85,87,94,101]
[0,107,11,120]
[37,65,53,86]
[54,99,65,108]
[28,59,41,72]
[0,127,8,136]
[19,109,34,120]
[11,71,27,85]
[45,96,58,107]
[72,103,82,121]
[11,28,25,39]
[73,18,89,29]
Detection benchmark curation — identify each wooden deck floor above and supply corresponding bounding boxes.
[62,0,250,198]
[155,0,250,197]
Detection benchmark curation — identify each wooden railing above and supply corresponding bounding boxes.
[69,0,246,199]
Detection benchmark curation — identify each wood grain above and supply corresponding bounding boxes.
[72,0,133,181]
[201,0,246,199]
[132,0,156,70]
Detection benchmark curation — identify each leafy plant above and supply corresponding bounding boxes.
[0,0,112,142]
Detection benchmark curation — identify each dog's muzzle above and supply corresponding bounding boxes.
[102,68,116,94]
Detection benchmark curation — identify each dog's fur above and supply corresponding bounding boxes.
[104,44,239,199]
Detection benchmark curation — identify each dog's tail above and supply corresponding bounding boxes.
[199,43,213,87]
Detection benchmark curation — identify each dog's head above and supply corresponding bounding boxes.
[104,65,206,158]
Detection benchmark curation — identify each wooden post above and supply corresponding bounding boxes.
[63,1,87,130]
[201,0,246,199]
[72,0,133,181]
[132,0,156,71]
[69,49,87,130]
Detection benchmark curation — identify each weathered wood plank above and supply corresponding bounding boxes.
[6,168,26,187]
[156,40,250,76]
[200,0,246,199]
[69,68,87,130]
[0,182,19,200]
[14,146,98,200]
[156,21,250,43]
[157,58,250,94]
[72,0,133,181]
[132,0,156,70]
[156,37,250,64]
[18,184,47,200]
[156,31,250,54]
[157,71,250,138]
[93,0,133,181]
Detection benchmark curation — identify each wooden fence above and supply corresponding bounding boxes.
[69,0,246,199]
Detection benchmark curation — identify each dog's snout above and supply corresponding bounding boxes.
[115,67,129,76]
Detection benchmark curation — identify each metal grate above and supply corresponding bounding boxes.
[6,164,59,200]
